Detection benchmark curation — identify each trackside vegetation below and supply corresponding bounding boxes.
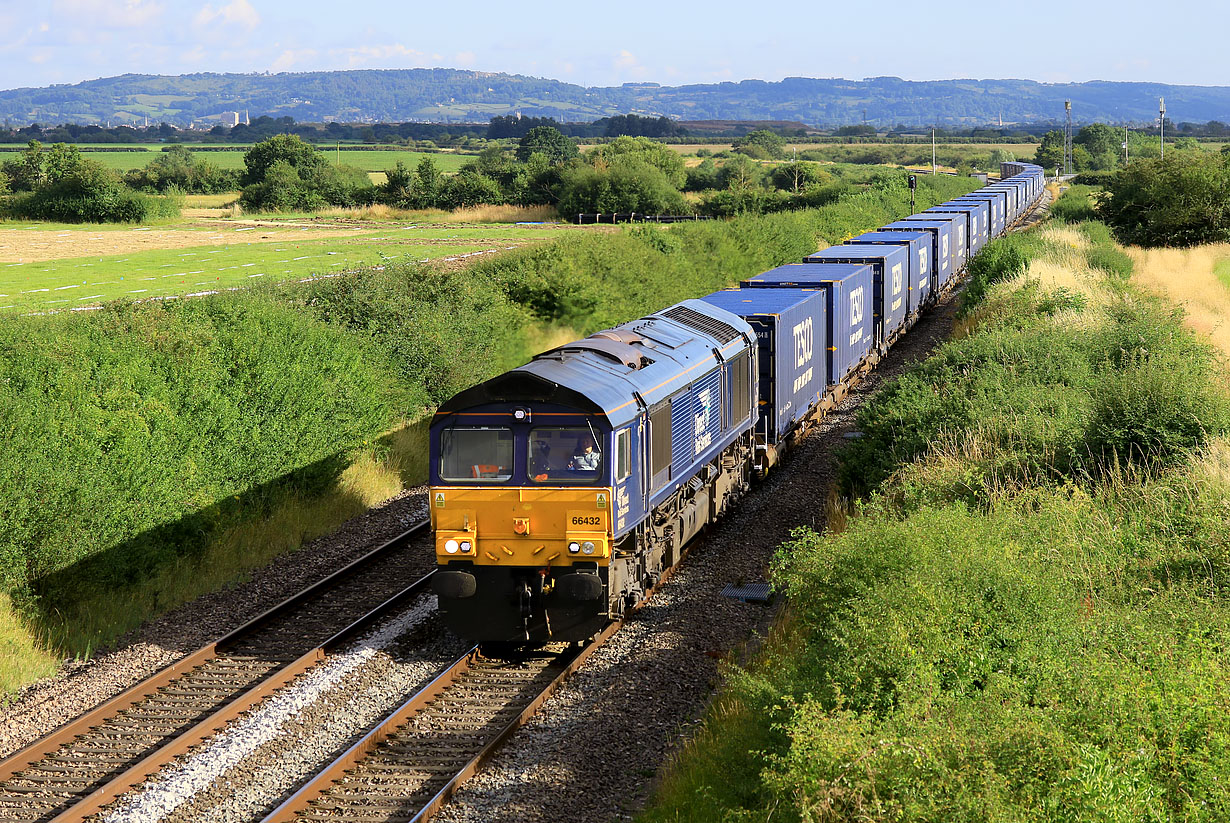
[0,170,979,691]
[641,203,1230,821]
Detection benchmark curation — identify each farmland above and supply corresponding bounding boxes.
[0,217,578,313]
[0,145,472,174]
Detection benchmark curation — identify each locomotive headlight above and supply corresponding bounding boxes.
[459,540,472,552]
[444,539,459,554]
[581,541,595,555]
[568,541,581,554]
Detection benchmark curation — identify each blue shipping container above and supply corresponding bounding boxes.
[846,230,933,312]
[884,218,960,289]
[929,201,988,255]
[804,244,910,343]
[698,288,827,445]
[953,190,1007,237]
[739,263,873,386]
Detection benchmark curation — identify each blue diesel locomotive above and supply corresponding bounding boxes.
[431,163,1046,643]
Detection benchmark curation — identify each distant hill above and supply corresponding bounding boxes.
[3,69,1229,128]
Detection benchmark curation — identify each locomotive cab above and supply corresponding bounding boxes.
[430,302,757,646]
[430,372,638,644]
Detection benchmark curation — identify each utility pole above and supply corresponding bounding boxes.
[1063,100,1074,176]
[1159,97,1166,160]
[931,128,936,175]
[1124,125,1129,164]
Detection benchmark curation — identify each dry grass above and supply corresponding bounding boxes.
[315,203,558,224]
[0,592,60,699]
[1129,243,1230,357]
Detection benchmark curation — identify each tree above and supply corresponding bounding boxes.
[556,155,686,216]
[717,154,763,190]
[1098,151,1230,247]
[770,161,826,193]
[1034,130,1066,172]
[589,136,686,189]
[516,126,578,165]
[1,140,47,191]
[1075,123,1121,170]
[733,129,786,159]
[0,168,9,197]
[241,134,326,186]
[834,124,877,137]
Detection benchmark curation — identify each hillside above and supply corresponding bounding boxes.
[5,70,1230,127]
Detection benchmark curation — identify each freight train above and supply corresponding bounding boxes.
[429,162,1046,643]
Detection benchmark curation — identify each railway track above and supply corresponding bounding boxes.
[0,187,1057,823]
[261,632,615,823]
[0,521,433,823]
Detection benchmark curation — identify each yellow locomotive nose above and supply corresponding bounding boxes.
[513,517,531,535]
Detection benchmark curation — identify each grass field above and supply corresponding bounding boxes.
[62,147,473,174]
[0,222,576,313]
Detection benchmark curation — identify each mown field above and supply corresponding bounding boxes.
[641,200,1230,821]
[0,221,577,313]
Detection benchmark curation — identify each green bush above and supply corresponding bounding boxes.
[0,297,407,601]
[1049,184,1098,223]
[959,232,1044,311]
[4,161,180,223]
[238,134,375,211]
[1098,151,1230,247]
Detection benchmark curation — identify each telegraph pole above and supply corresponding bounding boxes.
[1159,97,1166,160]
[1124,125,1129,164]
[1063,100,1074,176]
[931,128,936,175]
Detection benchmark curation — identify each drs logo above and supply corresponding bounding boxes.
[918,249,928,275]
[792,317,813,368]
[891,264,904,295]
[942,236,950,269]
[850,287,865,327]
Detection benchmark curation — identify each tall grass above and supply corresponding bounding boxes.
[641,222,1230,823]
[1129,243,1230,357]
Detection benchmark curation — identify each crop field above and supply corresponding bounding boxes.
[17,146,474,174]
[0,221,576,313]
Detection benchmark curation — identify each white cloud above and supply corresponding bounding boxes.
[330,43,439,67]
[271,48,318,72]
[52,0,164,28]
[194,0,260,31]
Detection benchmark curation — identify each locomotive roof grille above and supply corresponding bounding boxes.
[661,305,742,344]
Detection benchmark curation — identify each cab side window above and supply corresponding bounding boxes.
[615,428,631,482]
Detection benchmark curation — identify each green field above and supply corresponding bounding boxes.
[0,223,574,313]
[33,147,474,174]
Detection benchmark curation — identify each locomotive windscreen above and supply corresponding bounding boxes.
[439,427,514,482]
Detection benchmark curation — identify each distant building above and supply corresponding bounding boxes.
[220,111,240,127]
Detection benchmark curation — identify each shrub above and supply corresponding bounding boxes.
[4,159,179,223]
[556,156,687,216]
[1049,184,1098,223]
[1098,151,1230,247]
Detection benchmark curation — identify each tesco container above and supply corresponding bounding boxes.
[928,200,988,256]
[804,244,910,343]
[952,190,1007,237]
[739,263,874,386]
[883,217,961,288]
[846,230,933,312]
[698,288,828,445]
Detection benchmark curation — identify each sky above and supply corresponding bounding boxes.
[0,0,1227,90]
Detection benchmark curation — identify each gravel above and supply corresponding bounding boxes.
[101,598,467,823]
[0,486,431,761]
[432,282,976,823]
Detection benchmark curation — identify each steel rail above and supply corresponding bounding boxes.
[262,511,698,823]
[0,519,432,822]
